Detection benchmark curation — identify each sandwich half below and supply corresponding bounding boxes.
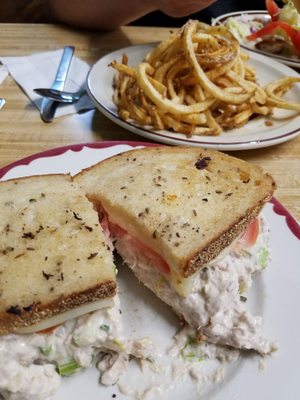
[0,174,125,400]
[75,146,276,354]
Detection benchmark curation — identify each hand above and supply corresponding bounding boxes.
[154,0,217,17]
[46,0,217,31]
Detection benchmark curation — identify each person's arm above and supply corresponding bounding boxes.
[46,0,216,30]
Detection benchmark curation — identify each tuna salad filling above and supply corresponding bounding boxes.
[113,216,276,355]
[0,296,126,400]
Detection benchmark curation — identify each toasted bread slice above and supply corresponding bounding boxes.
[0,174,116,335]
[75,146,275,294]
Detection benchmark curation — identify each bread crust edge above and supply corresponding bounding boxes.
[183,184,275,278]
[0,280,116,335]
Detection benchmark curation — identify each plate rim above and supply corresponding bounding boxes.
[212,10,300,67]
[0,141,157,179]
[87,44,300,151]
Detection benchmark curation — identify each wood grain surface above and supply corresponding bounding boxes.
[0,23,299,220]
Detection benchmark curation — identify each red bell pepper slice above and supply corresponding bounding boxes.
[265,0,280,21]
[246,21,300,53]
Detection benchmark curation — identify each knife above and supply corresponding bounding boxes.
[40,46,75,122]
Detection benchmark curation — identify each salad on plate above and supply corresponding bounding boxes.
[224,0,300,60]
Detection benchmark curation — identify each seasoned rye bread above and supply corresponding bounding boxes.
[75,146,276,280]
[0,174,116,335]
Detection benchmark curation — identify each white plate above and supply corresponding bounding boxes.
[87,44,300,151]
[212,10,300,69]
[1,142,300,400]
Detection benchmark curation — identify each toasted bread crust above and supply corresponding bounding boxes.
[185,198,272,277]
[0,174,116,334]
[0,280,116,335]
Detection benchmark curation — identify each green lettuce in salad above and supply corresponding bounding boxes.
[225,18,252,42]
[225,1,300,44]
[279,0,300,28]
[225,17,264,42]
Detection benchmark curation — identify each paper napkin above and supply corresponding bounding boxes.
[0,65,8,85]
[0,49,95,118]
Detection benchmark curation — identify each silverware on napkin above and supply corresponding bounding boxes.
[34,88,84,103]
[40,46,74,122]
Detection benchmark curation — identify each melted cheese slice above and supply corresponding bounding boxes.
[16,298,114,334]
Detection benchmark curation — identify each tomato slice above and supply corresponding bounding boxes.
[100,211,111,239]
[108,218,170,275]
[37,324,61,335]
[109,219,127,238]
[126,235,170,274]
[239,218,260,248]
[265,0,280,21]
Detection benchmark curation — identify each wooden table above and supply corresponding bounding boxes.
[0,23,299,220]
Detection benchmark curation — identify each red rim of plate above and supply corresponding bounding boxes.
[0,140,299,239]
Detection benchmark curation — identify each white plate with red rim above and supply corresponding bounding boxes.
[0,141,300,400]
[212,10,300,69]
[87,44,300,151]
